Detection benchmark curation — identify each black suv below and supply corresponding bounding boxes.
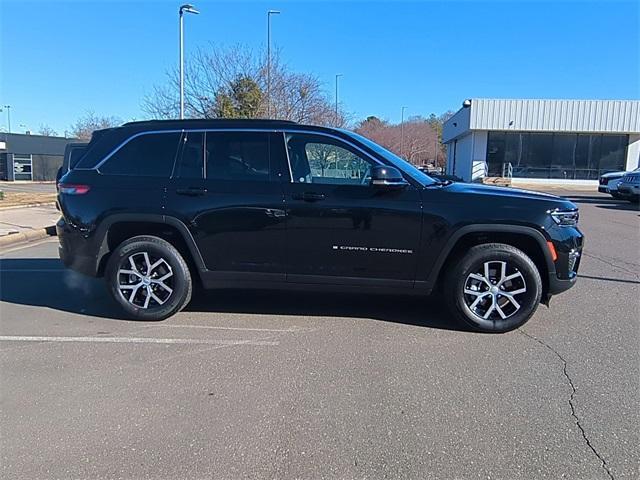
[57,119,583,332]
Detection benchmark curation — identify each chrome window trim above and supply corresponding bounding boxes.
[90,128,283,172]
[281,131,293,182]
[88,127,386,180]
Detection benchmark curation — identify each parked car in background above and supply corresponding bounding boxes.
[598,171,628,199]
[617,168,640,202]
[56,142,88,185]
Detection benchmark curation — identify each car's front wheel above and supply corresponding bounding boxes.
[105,236,192,321]
[444,243,542,333]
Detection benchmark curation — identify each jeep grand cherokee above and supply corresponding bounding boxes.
[57,119,583,332]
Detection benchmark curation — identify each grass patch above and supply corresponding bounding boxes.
[0,191,57,208]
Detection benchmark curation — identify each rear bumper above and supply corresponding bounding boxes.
[597,185,608,194]
[56,219,100,277]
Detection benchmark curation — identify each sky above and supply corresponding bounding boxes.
[1,0,638,135]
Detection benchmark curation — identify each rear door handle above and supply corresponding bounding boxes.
[176,187,207,197]
[292,192,325,202]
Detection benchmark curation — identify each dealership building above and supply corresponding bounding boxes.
[0,133,77,181]
[443,99,640,184]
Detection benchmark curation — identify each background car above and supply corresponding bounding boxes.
[598,171,628,199]
[617,168,640,203]
[56,142,88,185]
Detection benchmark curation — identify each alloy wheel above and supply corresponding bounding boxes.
[117,252,174,309]
[463,260,527,321]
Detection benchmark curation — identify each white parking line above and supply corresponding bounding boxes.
[0,335,278,346]
[141,324,300,333]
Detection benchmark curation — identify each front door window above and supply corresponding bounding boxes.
[286,133,375,185]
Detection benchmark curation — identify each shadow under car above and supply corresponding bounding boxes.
[0,257,470,332]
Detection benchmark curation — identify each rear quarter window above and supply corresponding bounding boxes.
[100,132,181,177]
[68,147,87,169]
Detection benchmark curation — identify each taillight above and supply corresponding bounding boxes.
[58,183,90,195]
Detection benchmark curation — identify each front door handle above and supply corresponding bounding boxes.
[176,187,207,197]
[292,192,326,202]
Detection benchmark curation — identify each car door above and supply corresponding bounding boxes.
[280,131,423,286]
[165,130,287,282]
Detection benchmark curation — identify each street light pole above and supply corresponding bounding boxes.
[335,74,343,126]
[267,10,280,118]
[2,105,11,133]
[179,4,199,120]
[400,106,407,158]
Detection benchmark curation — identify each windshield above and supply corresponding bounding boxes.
[341,130,438,186]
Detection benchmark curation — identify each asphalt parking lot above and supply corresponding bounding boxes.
[1,191,638,479]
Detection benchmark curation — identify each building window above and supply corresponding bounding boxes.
[13,154,33,181]
[487,132,628,180]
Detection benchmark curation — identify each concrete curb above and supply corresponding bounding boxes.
[0,226,56,249]
[0,202,57,211]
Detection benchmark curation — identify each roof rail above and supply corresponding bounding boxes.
[122,118,298,127]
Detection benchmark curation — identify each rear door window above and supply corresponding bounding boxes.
[173,132,204,179]
[100,132,181,177]
[205,132,271,181]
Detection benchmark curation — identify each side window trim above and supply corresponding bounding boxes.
[171,131,206,180]
[94,129,183,173]
[282,129,383,184]
[281,131,293,182]
[91,128,383,177]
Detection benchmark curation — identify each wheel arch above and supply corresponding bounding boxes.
[424,225,555,296]
[93,214,206,280]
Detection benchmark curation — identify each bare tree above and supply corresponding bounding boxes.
[38,124,58,137]
[142,43,347,126]
[69,111,121,140]
[355,115,446,167]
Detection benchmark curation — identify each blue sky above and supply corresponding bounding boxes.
[1,0,638,135]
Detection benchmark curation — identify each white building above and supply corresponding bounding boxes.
[442,99,640,184]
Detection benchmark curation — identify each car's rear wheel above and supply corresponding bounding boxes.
[105,236,192,321]
[444,243,542,333]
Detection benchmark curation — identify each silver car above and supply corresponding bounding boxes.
[617,168,640,202]
[598,170,627,198]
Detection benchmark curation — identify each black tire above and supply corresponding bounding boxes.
[105,235,192,321]
[443,243,542,333]
[610,192,624,200]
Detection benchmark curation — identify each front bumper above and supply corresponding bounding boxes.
[546,225,583,295]
[598,185,608,194]
[548,275,578,295]
[618,184,640,195]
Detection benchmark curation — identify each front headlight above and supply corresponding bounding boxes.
[549,209,579,227]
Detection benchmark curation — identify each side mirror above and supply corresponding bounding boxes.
[370,165,409,189]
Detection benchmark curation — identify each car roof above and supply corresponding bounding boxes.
[114,119,352,137]
[121,119,299,130]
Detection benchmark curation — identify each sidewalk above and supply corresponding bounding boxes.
[0,205,59,247]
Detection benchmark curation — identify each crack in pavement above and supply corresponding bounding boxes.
[520,330,615,480]
[583,252,639,279]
